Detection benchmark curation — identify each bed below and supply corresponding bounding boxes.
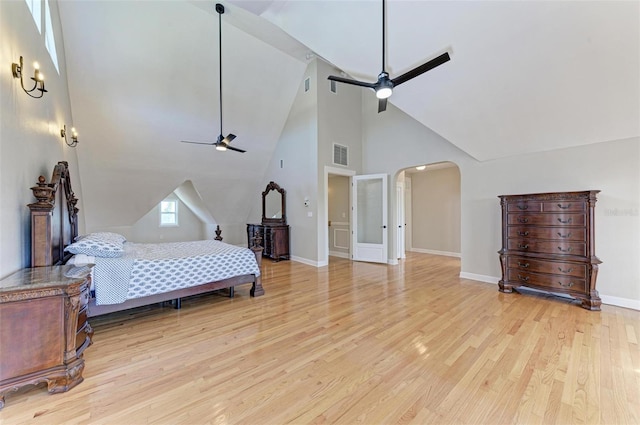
[28,161,264,317]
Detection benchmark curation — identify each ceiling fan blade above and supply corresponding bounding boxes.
[391,52,451,87]
[225,144,246,153]
[222,133,236,144]
[328,75,377,89]
[181,140,215,145]
[378,98,388,113]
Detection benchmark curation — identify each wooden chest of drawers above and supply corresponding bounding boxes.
[498,191,602,310]
[0,265,93,409]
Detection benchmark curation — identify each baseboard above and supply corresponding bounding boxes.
[459,272,499,284]
[410,248,461,258]
[329,251,350,259]
[459,272,639,311]
[600,295,640,311]
[290,255,327,267]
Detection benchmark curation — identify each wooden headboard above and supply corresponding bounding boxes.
[28,161,79,267]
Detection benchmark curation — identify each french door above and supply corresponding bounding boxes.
[351,174,388,263]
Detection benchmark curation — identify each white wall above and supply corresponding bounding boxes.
[128,195,206,243]
[363,100,640,309]
[0,0,83,278]
[254,58,363,265]
[252,61,319,261]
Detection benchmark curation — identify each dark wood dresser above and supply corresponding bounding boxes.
[0,265,93,409]
[247,224,290,261]
[498,190,602,310]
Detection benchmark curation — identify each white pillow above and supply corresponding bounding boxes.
[67,254,95,266]
[65,233,124,258]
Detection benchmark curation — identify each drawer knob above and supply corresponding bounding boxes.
[518,243,529,249]
[557,217,573,224]
[517,217,529,223]
[517,231,529,236]
[517,274,529,282]
[517,205,529,210]
[558,281,574,288]
[557,246,573,253]
[517,261,530,268]
[557,203,571,209]
[558,267,573,273]
[557,232,572,239]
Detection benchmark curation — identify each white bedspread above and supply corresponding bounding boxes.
[93,240,260,305]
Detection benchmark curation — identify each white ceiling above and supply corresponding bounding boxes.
[58,0,639,228]
[237,0,639,160]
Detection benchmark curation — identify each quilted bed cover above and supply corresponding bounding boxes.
[93,240,260,305]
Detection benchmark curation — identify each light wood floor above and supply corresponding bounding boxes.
[1,253,639,424]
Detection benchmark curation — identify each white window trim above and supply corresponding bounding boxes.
[160,200,179,227]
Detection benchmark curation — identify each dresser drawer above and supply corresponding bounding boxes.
[542,201,586,212]
[507,256,587,278]
[507,226,586,241]
[77,305,87,331]
[507,213,585,226]
[75,322,92,356]
[507,239,587,256]
[507,269,586,293]
[507,202,542,212]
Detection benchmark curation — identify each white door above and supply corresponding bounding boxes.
[352,174,388,263]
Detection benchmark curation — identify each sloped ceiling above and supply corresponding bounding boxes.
[59,0,639,229]
[59,0,307,230]
[235,0,639,161]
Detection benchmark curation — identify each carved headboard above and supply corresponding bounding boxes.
[28,161,79,267]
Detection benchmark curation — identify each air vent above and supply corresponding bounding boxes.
[333,143,348,166]
[330,80,337,93]
[304,77,310,92]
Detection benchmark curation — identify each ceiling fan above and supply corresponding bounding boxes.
[328,0,450,113]
[181,3,245,153]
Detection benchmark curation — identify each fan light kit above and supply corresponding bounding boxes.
[181,3,246,153]
[328,0,450,112]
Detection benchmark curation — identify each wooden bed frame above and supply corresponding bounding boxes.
[29,161,264,317]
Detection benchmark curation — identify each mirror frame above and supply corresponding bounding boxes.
[262,181,286,225]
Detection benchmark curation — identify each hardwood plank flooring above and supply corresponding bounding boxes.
[1,253,638,424]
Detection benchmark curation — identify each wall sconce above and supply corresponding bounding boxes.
[12,56,47,98]
[61,125,78,147]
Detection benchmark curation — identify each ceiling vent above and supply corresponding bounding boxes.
[333,143,348,166]
[330,80,337,93]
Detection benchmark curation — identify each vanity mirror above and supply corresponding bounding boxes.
[262,181,286,225]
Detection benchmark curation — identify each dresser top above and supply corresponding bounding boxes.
[499,190,600,201]
[0,265,91,294]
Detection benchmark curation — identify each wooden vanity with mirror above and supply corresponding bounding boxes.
[247,181,290,261]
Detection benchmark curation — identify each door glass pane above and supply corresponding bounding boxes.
[357,178,383,244]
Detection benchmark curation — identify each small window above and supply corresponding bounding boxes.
[24,0,42,34]
[160,200,178,226]
[44,0,59,73]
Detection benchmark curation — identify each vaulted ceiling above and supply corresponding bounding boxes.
[58,0,639,230]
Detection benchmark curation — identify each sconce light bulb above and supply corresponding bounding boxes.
[71,127,77,135]
[33,61,40,70]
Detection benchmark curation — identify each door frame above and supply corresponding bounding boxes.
[322,166,356,266]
